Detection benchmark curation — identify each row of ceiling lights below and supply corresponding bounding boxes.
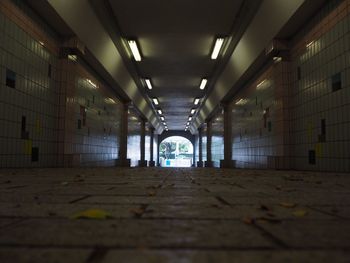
[127,39,169,131]
[127,37,225,132]
[185,37,225,132]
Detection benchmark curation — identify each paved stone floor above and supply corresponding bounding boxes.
[0,167,350,262]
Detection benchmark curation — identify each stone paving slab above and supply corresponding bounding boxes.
[0,203,140,219]
[0,219,274,248]
[79,196,221,205]
[0,167,349,262]
[309,205,350,219]
[102,249,350,263]
[0,194,87,204]
[0,248,91,263]
[256,220,350,248]
[144,204,335,220]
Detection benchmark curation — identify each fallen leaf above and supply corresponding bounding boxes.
[242,217,255,225]
[71,209,112,219]
[293,210,308,217]
[148,191,156,196]
[279,202,297,208]
[259,204,271,211]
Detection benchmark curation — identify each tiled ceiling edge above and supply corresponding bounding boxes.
[47,0,163,134]
[192,0,305,131]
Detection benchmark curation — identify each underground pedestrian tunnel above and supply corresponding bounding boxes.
[0,0,350,262]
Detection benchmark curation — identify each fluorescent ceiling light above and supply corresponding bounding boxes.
[194,98,200,105]
[87,79,97,89]
[160,116,165,121]
[190,109,196,115]
[145,79,152,90]
[157,109,163,115]
[273,57,282,63]
[211,38,224,60]
[188,117,192,121]
[235,98,248,105]
[152,98,159,105]
[199,78,208,90]
[128,40,142,61]
[187,122,190,126]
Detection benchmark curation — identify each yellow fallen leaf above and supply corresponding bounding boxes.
[293,210,308,217]
[279,202,297,208]
[71,209,112,219]
[148,190,156,196]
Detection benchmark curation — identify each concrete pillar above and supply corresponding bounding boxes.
[197,127,203,167]
[221,103,235,168]
[118,102,130,167]
[157,135,160,167]
[205,121,213,167]
[149,127,155,167]
[138,119,147,167]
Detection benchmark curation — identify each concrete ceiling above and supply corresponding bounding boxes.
[26,0,328,134]
[105,0,254,130]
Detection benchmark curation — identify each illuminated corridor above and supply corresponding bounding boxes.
[0,0,350,261]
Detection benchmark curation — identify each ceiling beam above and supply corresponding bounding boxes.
[46,0,163,133]
[191,0,305,132]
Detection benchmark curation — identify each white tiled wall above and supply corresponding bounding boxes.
[0,0,123,168]
[127,109,141,167]
[0,3,59,167]
[211,111,224,168]
[229,0,350,172]
[290,0,350,172]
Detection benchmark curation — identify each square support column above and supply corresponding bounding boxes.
[205,121,213,167]
[138,119,147,167]
[149,127,155,167]
[220,103,235,168]
[197,127,203,167]
[118,102,130,167]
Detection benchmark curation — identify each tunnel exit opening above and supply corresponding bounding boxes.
[159,136,194,167]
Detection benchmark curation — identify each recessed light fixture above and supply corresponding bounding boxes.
[152,98,159,105]
[188,117,192,121]
[157,109,163,115]
[211,37,225,60]
[235,99,248,105]
[87,79,97,89]
[190,109,196,115]
[273,57,282,63]
[187,122,190,126]
[199,78,208,90]
[160,116,165,121]
[128,40,142,61]
[145,79,152,90]
[194,98,200,105]
[68,54,77,62]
